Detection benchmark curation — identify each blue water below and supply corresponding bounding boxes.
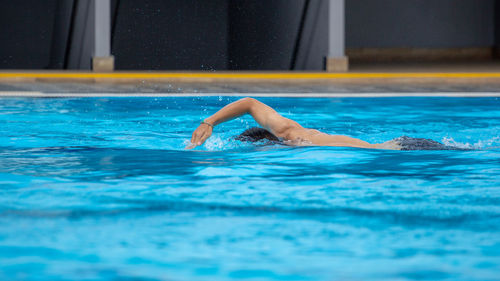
[0,96,499,281]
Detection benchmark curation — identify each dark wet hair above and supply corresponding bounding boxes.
[235,127,280,143]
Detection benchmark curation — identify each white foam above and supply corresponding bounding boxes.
[184,134,250,151]
[203,135,228,151]
[442,136,500,150]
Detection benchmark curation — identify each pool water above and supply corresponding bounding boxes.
[0,96,499,281]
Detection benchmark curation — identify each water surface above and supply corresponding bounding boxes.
[0,97,499,281]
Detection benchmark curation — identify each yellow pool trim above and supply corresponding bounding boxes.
[1,72,500,80]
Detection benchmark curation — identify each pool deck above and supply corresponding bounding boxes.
[1,63,500,97]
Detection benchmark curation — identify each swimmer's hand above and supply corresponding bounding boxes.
[186,122,213,149]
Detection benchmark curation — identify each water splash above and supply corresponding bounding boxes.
[203,135,229,151]
[442,136,500,150]
[182,134,252,151]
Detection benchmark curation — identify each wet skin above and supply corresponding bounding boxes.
[187,97,399,150]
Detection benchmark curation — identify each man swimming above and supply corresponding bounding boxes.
[186,97,456,150]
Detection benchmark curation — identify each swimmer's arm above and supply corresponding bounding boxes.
[187,97,299,149]
[241,98,302,137]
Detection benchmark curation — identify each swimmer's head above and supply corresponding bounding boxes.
[235,127,280,143]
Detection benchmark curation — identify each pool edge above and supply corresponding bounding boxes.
[1,92,499,97]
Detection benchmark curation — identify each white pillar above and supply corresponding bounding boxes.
[92,0,114,72]
[326,0,348,72]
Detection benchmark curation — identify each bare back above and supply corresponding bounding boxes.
[281,127,376,148]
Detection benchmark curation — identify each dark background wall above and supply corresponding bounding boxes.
[112,0,228,70]
[496,0,500,51]
[346,0,495,48]
[227,0,329,71]
[0,0,57,69]
[228,0,305,70]
[293,0,329,70]
[0,0,499,70]
[111,0,321,70]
